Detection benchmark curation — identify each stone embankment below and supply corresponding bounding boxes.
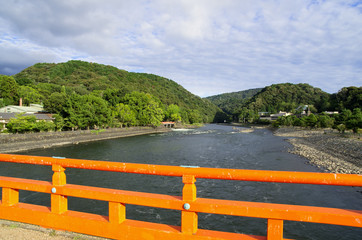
[0,127,171,154]
[274,127,361,174]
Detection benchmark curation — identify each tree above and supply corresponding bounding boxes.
[122,92,164,127]
[335,109,352,126]
[293,117,305,127]
[6,114,37,133]
[44,92,67,114]
[80,94,112,129]
[59,93,111,130]
[188,110,202,124]
[114,103,137,127]
[0,75,19,105]
[317,114,334,128]
[0,98,5,108]
[330,87,362,111]
[53,114,65,131]
[165,104,182,122]
[18,86,43,105]
[346,108,362,133]
[336,124,346,133]
[305,114,318,128]
[34,120,55,132]
[102,88,129,107]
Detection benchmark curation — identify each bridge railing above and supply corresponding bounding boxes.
[0,153,361,240]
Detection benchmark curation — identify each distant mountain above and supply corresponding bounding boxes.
[243,83,330,113]
[206,83,336,120]
[205,88,262,114]
[13,60,221,122]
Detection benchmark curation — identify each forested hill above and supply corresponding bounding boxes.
[205,88,262,114]
[244,83,330,113]
[12,60,220,122]
[206,83,359,120]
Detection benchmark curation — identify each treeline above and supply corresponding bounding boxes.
[11,60,220,122]
[205,88,262,115]
[207,83,361,127]
[6,115,56,133]
[235,83,332,122]
[1,60,223,133]
[1,75,205,132]
[44,89,203,130]
[272,109,362,133]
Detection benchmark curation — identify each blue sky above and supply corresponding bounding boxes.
[0,0,361,97]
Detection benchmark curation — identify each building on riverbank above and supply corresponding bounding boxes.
[0,104,44,114]
[0,113,54,132]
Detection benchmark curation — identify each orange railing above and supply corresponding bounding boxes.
[0,153,361,240]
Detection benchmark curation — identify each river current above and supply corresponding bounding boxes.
[1,124,361,239]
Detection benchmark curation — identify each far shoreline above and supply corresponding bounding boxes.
[0,127,172,154]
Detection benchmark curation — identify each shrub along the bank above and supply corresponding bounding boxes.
[272,108,361,133]
[6,114,56,133]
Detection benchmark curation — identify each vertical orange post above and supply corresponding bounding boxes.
[267,219,284,240]
[2,187,19,206]
[51,164,67,214]
[109,202,126,224]
[181,175,198,234]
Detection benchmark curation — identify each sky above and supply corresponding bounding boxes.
[0,0,361,97]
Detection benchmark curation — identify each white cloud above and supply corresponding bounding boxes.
[0,0,361,96]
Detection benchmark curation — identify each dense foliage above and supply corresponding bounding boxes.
[0,75,19,106]
[6,114,56,133]
[205,88,262,115]
[243,83,330,113]
[329,87,362,111]
[1,61,360,133]
[0,60,224,132]
[12,60,220,122]
[207,83,361,127]
[272,108,362,133]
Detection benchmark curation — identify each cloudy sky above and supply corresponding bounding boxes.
[0,0,361,97]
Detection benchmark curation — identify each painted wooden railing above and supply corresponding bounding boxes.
[0,153,361,240]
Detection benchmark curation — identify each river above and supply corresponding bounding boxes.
[0,124,361,239]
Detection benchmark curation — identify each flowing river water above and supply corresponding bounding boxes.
[0,124,361,239]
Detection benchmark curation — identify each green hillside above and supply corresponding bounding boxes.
[0,60,226,132]
[11,60,220,122]
[206,88,262,114]
[329,86,362,111]
[206,83,360,124]
[2,61,360,132]
[244,83,330,113]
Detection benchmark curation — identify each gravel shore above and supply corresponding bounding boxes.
[0,127,171,154]
[274,127,361,174]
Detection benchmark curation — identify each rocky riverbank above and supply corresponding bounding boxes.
[274,127,361,174]
[0,127,171,154]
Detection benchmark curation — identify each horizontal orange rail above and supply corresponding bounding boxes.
[0,154,360,186]
[1,153,362,240]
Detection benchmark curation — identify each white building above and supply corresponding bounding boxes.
[0,104,44,114]
[270,111,292,121]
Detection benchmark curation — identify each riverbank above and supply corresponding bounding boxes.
[274,127,361,174]
[0,127,171,154]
